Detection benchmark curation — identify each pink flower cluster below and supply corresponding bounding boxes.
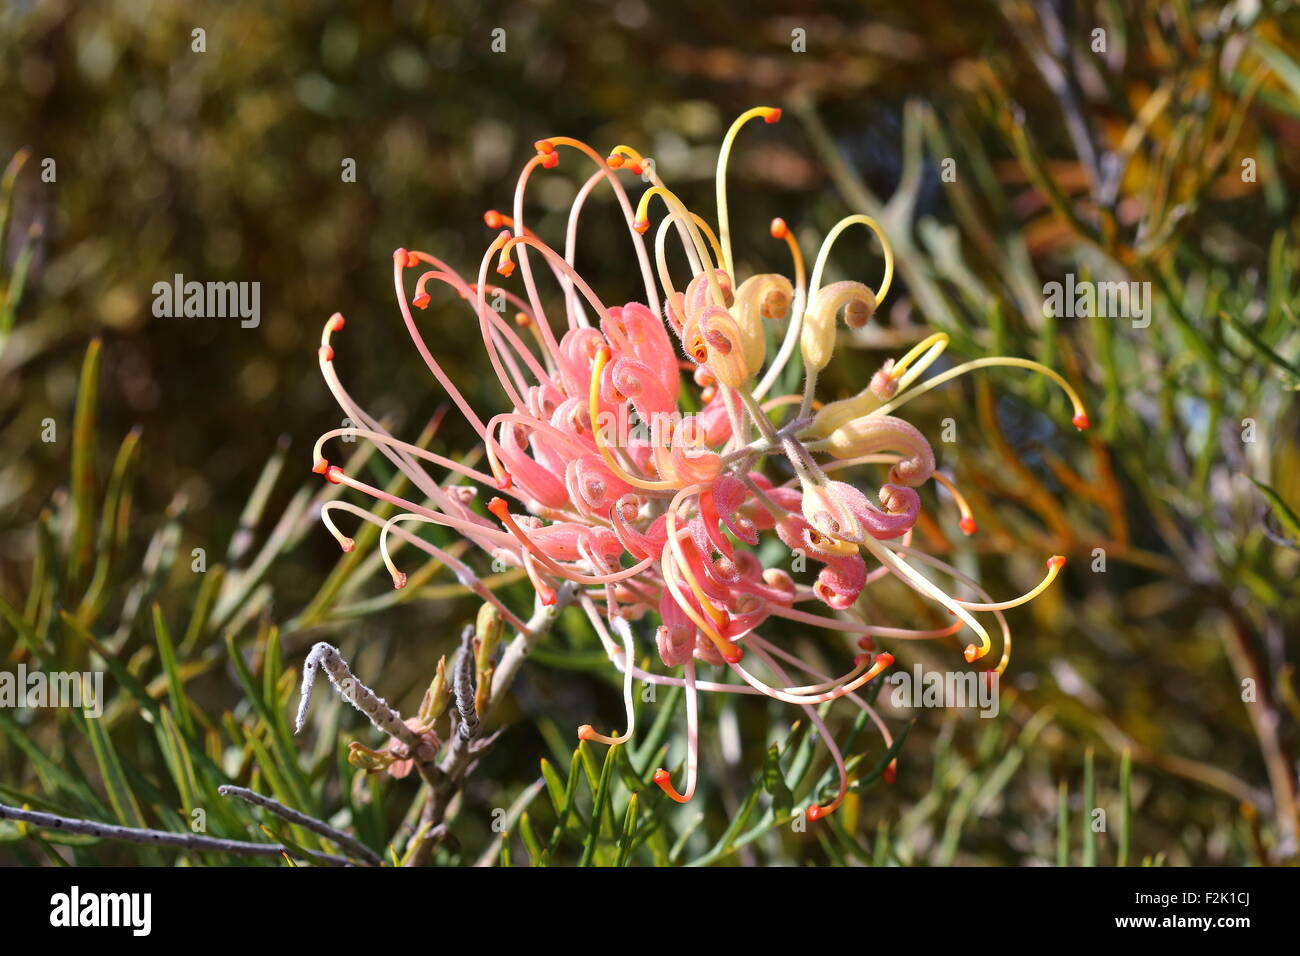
[311,107,1088,818]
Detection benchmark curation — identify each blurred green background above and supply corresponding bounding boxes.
[1,0,1297,866]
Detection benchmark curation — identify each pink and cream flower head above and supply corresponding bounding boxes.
[311,107,1089,819]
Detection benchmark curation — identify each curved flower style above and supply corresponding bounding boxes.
[311,107,1089,819]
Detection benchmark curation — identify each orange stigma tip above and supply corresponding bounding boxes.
[496,259,516,277]
[632,218,650,235]
[412,292,431,310]
[806,804,826,821]
[540,152,560,169]
[539,587,556,606]
[884,765,897,784]
[1072,413,1090,431]
[405,251,420,269]
[652,769,690,803]
[496,472,513,490]
[515,312,531,327]
[394,248,408,264]
[534,139,555,155]
[312,458,330,475]
[959,515,977,535]
[605,154,625,169]
[770,217,788,239]
[318,345,334,362]
[392,572,408,590]
[721,642,744,664]
[577,724,594,740]
[627,162,643,175]
[1047,555,1066,571]
[963,644,978,663]
[487,497,509,518]
[763,108,782,123]
[326,313,345,331]
[483,210,504,228]
[325,465,345,485]
[876,653,895,668]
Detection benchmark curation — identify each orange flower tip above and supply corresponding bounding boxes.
[577,724,595,740]
[312,458,330,475]
[652,769,670,785]
[605,153,625,169]
[392,571,408,590]
[876,652,895,668]
[540,151,560,169]
[534,139,555,155]
[325,465,346,485]
[762,107,782,124]
[806,804,827,821]
[318,345,334,362]
[483,210,505,228]
[496,259,516,277]
[326,313,345,332]
[627,162,643,175]
[884,764,897,784]
[958,515,977,536]
[1072,413,1090,431]
[539,586,557,606]
[632,218,651,235]
[595,345,612,363]
[404,251,420,269]
[963,644,979,663]
[721,642,744,664]
[412,292,431,310]
[1047,554,1066,571]
[486,497,510,519]
[495,472,514,490]
[770,217,789,239]
[393,247,408,265]
[856,636,875,651]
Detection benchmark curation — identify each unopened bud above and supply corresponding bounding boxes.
[475,604,504,676]
[347,741,396,773]
[475,663,495,718]
[420,655,450,723]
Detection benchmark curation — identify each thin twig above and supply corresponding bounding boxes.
[453,625,480,740]
[0,802,355,866]
[218,784,382,866]
[295,641,423,752]
[489,582,578,716]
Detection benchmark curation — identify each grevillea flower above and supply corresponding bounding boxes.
[311,107,1090,819]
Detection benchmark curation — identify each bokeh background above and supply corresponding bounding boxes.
[1,0,1297,865]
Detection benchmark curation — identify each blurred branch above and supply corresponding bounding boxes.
[0,803,357,866]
